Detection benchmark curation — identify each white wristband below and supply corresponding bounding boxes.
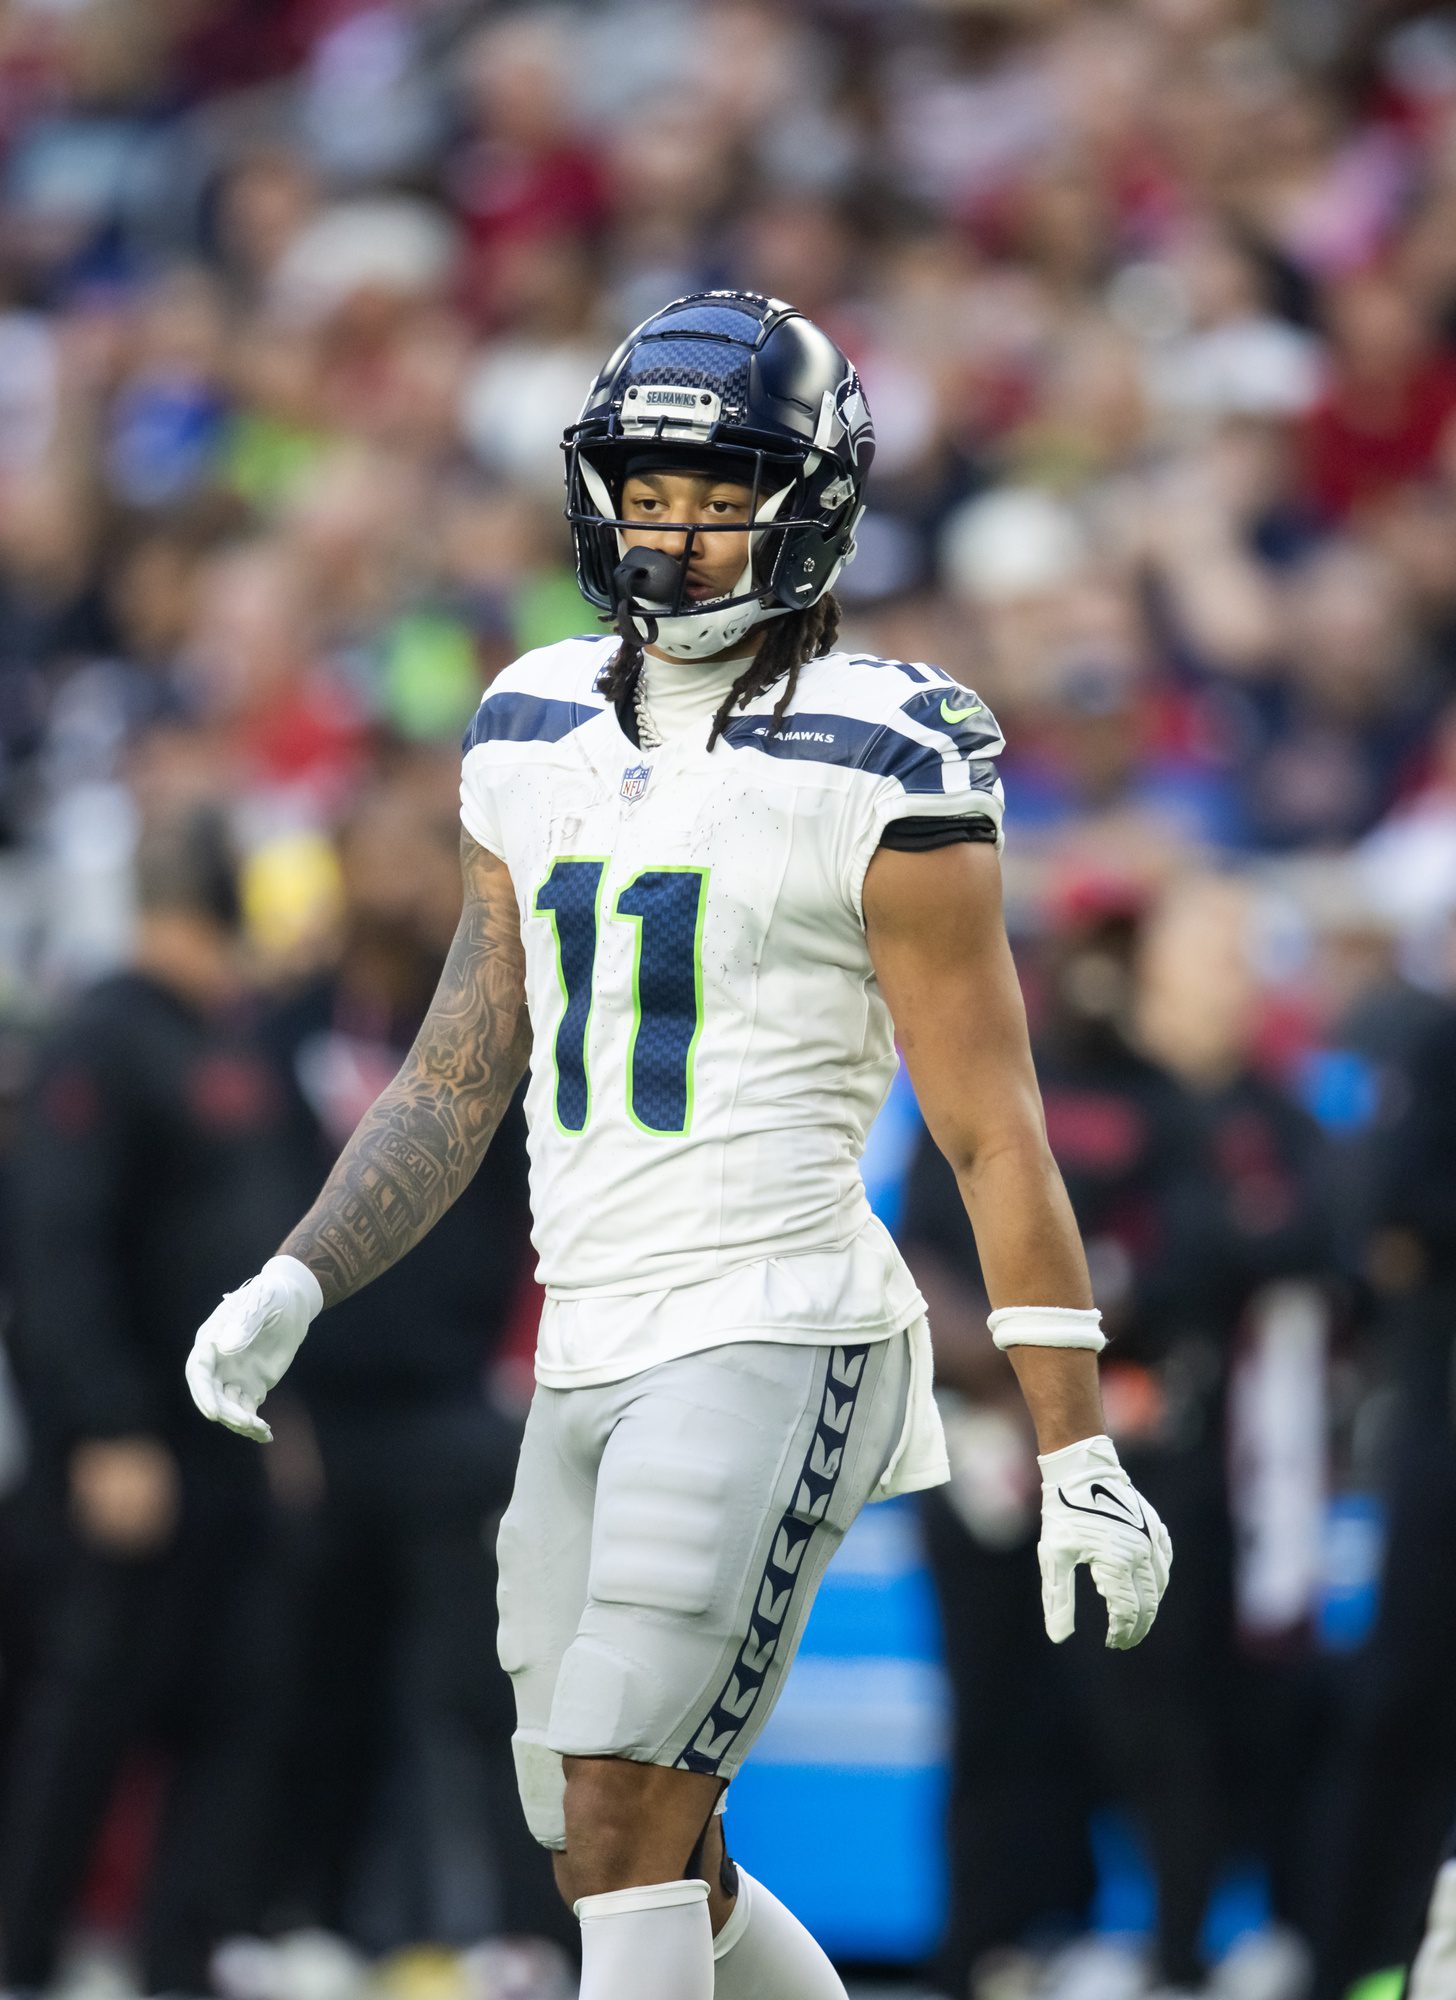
[988,1305,1106,1353]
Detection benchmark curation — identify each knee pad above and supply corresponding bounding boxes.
[511,1734,567,1851]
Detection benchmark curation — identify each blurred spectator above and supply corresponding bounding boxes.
[1138,874,1335,1951]
[256,764,566,1957]
[179,538,369,821]
[213,148,321,311]
[1229,540,1438,850]
[450,11,608,322]
[1137,873,1333,1326]
[0,807,298,1993]
[1141,225,1323,430]
[885,1,1061,224]
[902,882,1215,1990]
[1303,269,1456,521]
[1309,999,1456,1998]
[0,465,111,809]
[103,270,230,510]
[987,566,1244,863]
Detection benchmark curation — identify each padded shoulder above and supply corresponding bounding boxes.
[718,648,1004,800]
[462,634,616,754]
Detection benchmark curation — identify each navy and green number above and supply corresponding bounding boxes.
[614,867,708,1134]
[532,859,709,1136]
[533,857,606,1133]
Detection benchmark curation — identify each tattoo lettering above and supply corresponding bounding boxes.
[280,834,531,1309]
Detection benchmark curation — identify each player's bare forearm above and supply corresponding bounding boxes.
[864,840,1103,1451]
[950,1138,1103,1451]
[279,834,530,1309]
[948,1127,1092,1316]
[1003,1345,1103,1453]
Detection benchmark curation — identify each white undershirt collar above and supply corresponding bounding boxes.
[635,650,756,748]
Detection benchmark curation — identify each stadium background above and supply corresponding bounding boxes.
[0,0,1454,1996]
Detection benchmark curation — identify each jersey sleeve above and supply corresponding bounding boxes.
[459,740,506,859]
[458,642,610,859]
[840,681,1006,922]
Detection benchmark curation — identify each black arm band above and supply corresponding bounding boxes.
[878,813,1000,852]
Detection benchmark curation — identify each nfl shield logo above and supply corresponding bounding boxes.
[620,762,652,803]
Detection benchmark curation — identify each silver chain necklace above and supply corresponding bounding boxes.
[632,670,662,751]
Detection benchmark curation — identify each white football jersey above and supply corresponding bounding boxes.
[459,633,1005,1398]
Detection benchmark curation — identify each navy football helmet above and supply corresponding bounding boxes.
[563,291,873,658]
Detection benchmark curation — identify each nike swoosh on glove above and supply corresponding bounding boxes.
[185,1256,323,1443]
[1036,1433,1172,1649]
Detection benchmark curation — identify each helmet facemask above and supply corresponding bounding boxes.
[570,442,805,660]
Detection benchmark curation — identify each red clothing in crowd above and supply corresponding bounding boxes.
[1303,352,1456,517]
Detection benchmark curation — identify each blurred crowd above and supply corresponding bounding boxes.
[0,0,1454,1995]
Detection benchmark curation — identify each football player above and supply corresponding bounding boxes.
[188,293,1171,2000]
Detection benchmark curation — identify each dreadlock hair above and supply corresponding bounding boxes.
[594,593,843,752]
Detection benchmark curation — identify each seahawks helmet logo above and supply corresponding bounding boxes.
[833,371,872,466]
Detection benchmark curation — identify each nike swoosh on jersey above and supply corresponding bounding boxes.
[1056,1483,1152,1541]
[940,697,983,724]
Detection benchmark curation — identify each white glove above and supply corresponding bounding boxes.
[185,1256,323,1443]
[1037,1433,1172,1650]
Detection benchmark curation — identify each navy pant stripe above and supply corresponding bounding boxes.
[675,1342,871,1777]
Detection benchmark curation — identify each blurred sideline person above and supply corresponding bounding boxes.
[1137,876,1334,1963]
[904,880,1211,1993]
[1311,1001,1456,1998]
[0,810,297,1993]
[187,292,1171,2000]
[260,766,568,1958]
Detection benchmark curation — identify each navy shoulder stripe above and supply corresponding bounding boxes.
[462,690,604,754]
[719,710,953,793]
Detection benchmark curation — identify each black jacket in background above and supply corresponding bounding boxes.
[1382,1004,1456,1285]
[902,1031,1210,1363]
[1196,1069,1334,1324]
[266,979,533,1411]
[7,972,298,1457]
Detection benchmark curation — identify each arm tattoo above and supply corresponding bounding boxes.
[280,833,531,1310]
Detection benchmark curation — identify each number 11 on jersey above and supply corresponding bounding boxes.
[533,859,709,1137]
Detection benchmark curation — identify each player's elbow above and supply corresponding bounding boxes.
[935,1111,1053,1189]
